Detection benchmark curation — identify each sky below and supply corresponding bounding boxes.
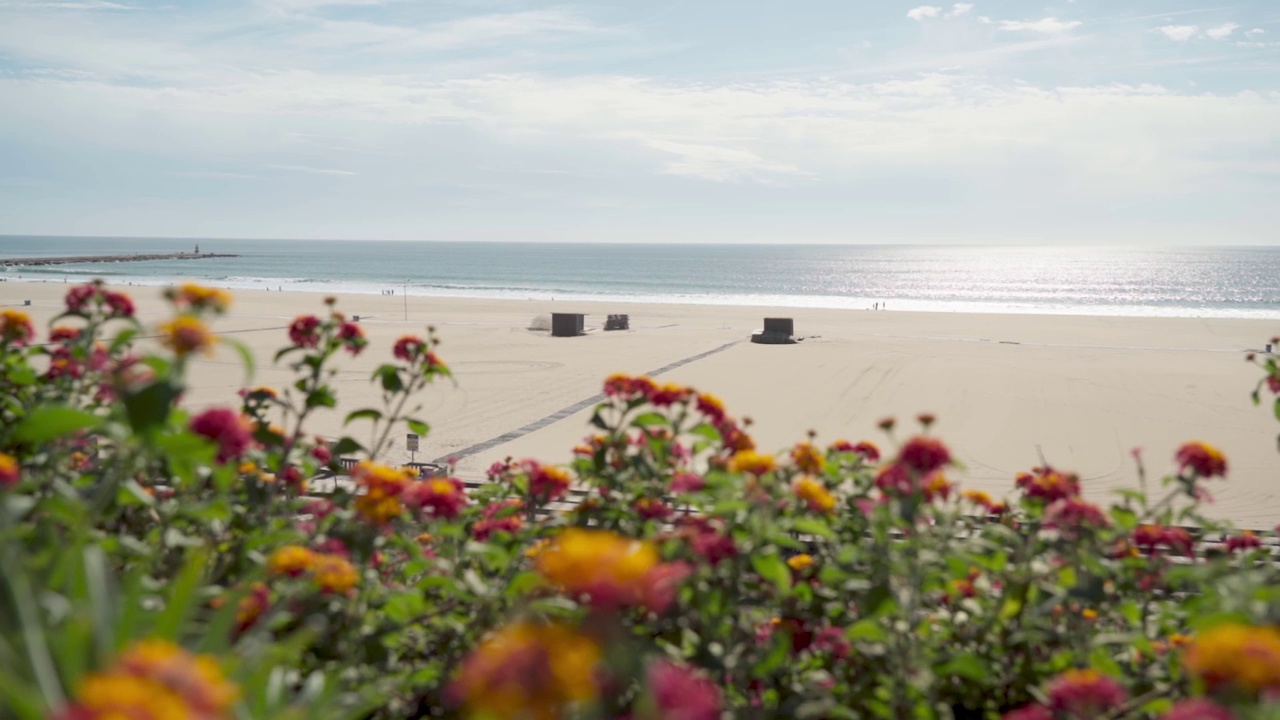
[0,0,1278,244]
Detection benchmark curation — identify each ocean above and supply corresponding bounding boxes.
[2,236,1279,319]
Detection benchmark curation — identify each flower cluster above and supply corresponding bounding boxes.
[534,528,689,612]
[268,545,360,594]
[54,640,237,720]
[450,621,601,720]
[1182,623,1280,693]
[0,308,35,346]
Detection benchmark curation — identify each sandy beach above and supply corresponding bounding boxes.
[4,280,1278,528]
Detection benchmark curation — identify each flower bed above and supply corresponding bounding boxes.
[1,283,1279,720]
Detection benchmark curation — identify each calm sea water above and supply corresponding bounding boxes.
[2,236,1279,319]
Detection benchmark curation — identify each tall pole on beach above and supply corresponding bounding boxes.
[403,280,408,321]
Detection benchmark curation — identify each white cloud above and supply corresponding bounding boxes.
[1245,28,1265,37]
[997,17,1082,33]
[906,6,942,21]
[264,164,356,176]
[948,3,974,17]
[1156,25,1200,41]
[1206,22,1239,40]
[644,140,809,183]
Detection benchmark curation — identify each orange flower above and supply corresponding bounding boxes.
[450,621,601,720]
[794,477,836,513]
[535,528,683,610]
[0,308,35,345]
[268,545,316,576]
[312,554,359,594]
[0,452,19,488]
[61,639,238,720]
[728,450,776,476]
[695,392,727,421]
[1182,623,1280,692]
[790,442,824,474]
[160,315,216,356]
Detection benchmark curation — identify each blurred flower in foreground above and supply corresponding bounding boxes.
[1182,623,1280,693]
[54,639,238,720]
[640,659,722,720]
[535,528,689,612]
[1045,668,1127,718]
[450,621,600,720]
[0,451,20,489]
[0,308,34,345]
[1175,441,1227,478]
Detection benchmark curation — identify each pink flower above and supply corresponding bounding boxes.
[523,460,571,502]
[689,526,736,566]
[1016,468,1082,503]
[644,660,721,720]
[814,626,851,659]
[337,321,365,355]
[65,284,97,313]
[189,408,253,464]
[640,561,692,614]
[393,335,424,362]
[898,436,951,474]
[1043,498,1110,535]
[288,315,321,348]
[671,472,705,493]
[1046,669,1127,718]
[1158,699,1235,720]
[310,443,332,464]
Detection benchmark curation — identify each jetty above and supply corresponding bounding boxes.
[0,249,238,268]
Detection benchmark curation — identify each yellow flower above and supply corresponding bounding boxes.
[173,283,233,313]
[787,554,815,571]
[451,621,601,720]
[160,315,216,356]
[353,461,410,523]
[1082,608,1098,621]
[312,554,359,594]
[0,308,35,344]
[355,491,404,523]
[535,528,659,606]
[524,538,551,558]
[728,450,776,476]
[1183,623,1280,692]
[790,442,824,474]
[268,545,316,576]
[794,477,836,513]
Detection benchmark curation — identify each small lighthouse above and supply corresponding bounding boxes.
[194,243,200,255]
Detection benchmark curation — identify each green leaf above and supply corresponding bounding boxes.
[374,365,404,393]
[847,618,888,642]
[344,409,382,426]
[14,406,102,443]
[751,553,792,594]
[383,592,427,624]
[631,412,669,428]
[222,337,255,385]
[307,385,337,409]
[330,437,363,456]
[936,653,988,682]
[153,549,208,640]
[793,517,834,539]
[123,380,180,433]
[406,419,430,436]
[1109,506,1138,531]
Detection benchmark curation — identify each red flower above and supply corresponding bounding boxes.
[1224,531,1262,554]
[898,436,951,474]
[640,561,692,614]
[634,497,673,521]
[1158,699,1235,720]
[403,477,468,519]
[645,660,722,720]
[1268,375,1280,394]
[1133,524,1194,556]
[851,441,880,462]
[338,321,365,355]
[814,626,851,659]
[682,519,736,565]
[1046,669,1127,718]
[310,443,332,464]
[102,291,135,318]
[65,283,98,313]
[473,511,524,541]
[189,408,253,464]
[288,315,321,348]
[1016,468,1081,503]
[1175,442,1227,478]
[393,335,424,362]
[523,460,572,502]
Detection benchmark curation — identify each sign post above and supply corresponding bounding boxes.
[406,433,419,464]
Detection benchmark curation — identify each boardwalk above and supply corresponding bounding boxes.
[0,252,238,267]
